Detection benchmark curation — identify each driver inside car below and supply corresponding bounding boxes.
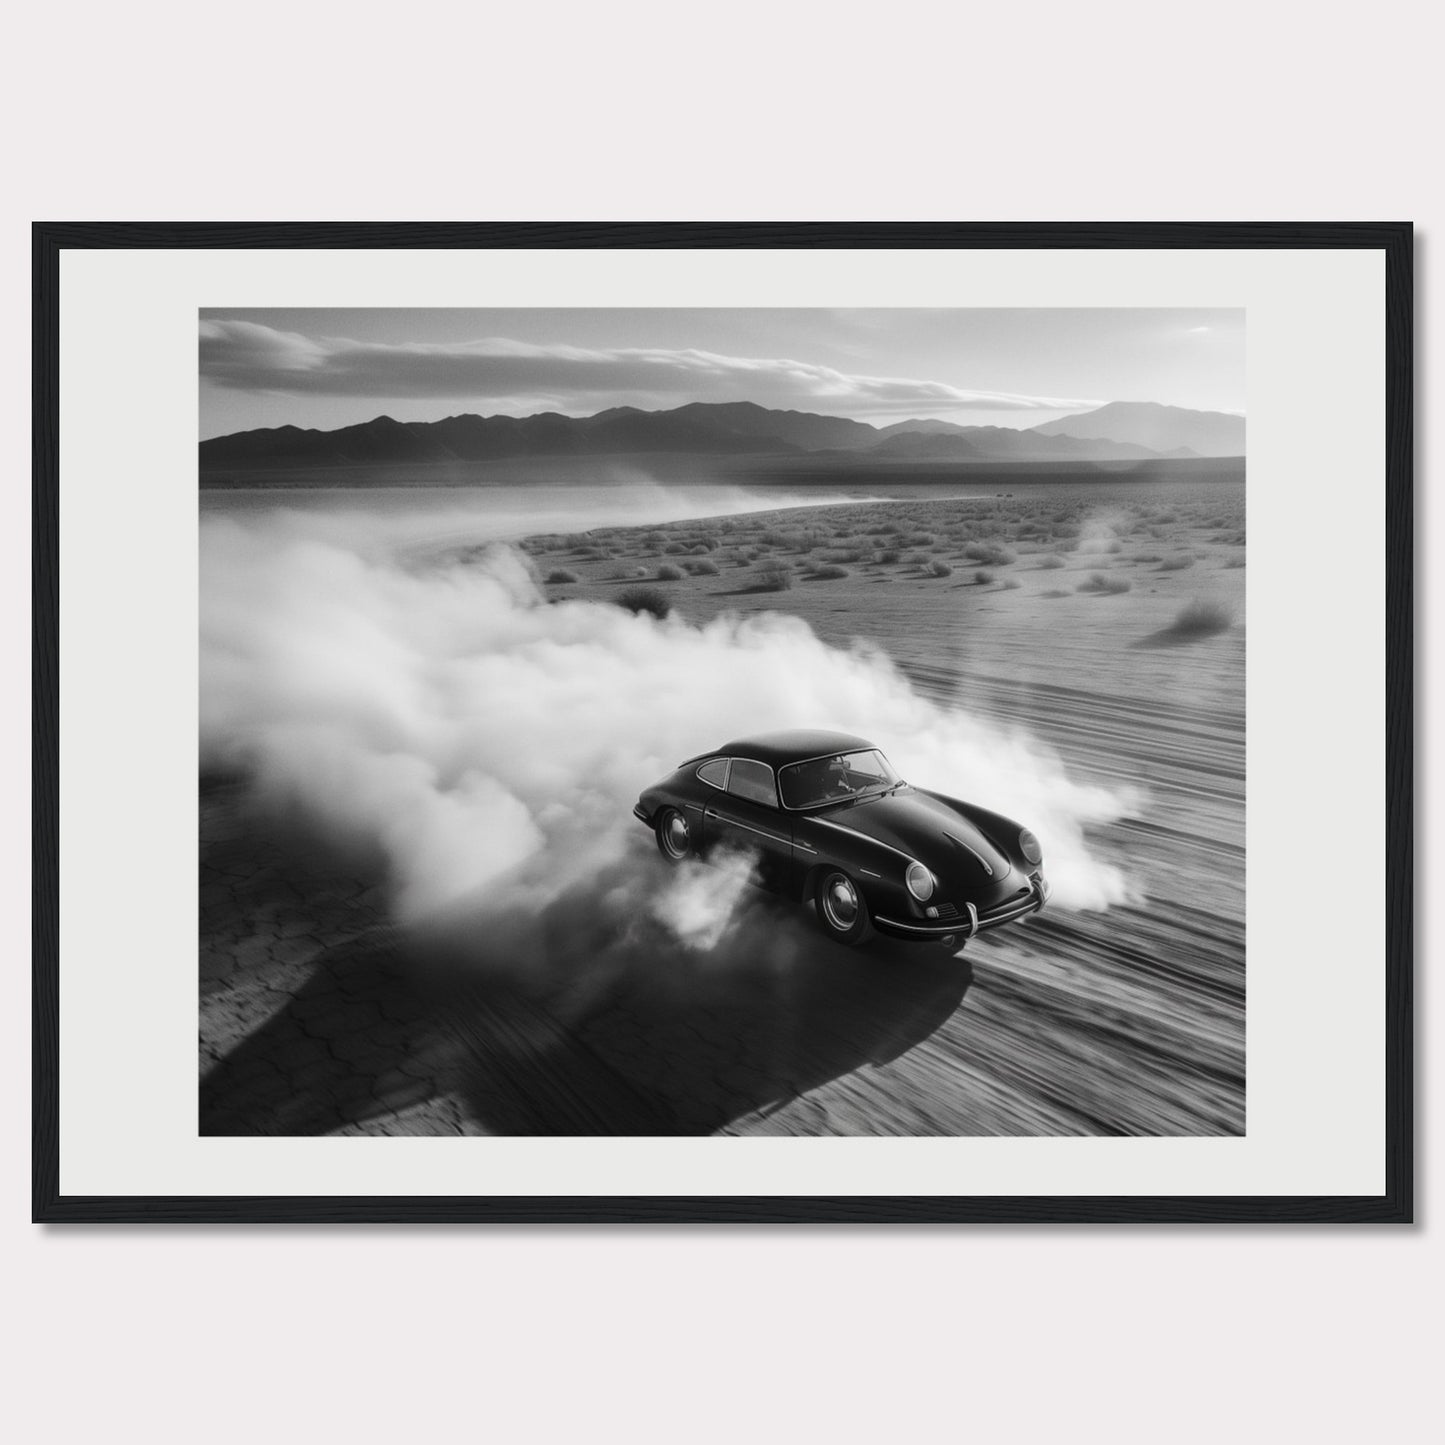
[825,755,854,797]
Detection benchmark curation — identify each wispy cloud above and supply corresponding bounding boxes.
[199,320,1101,419]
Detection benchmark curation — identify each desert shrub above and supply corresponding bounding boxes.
[1001,577,1021,589]
[614,586,672,619]
[545,569,579,584]
[1041,589,1071,599]
[664,542,688,555]
[925,559,953,578]
[964,542,1016,566]
[642,532,666,550]
[877,548,901,565]
[809,563,850,580]
[1078,572,1131,594]
[881,521,905,535]
[1223,557,1246,568]
[610,566,649,581]
[1038,555,1066,570]
[756,563,793,592]
[974,569,995,586]
[685,558,720,576]
[1158,554,1195,571]
[906,532,936,547]
[1171,599,1234,636]
[656,564,685,581]
[1133,553,1163,564]
[824,547,863,564]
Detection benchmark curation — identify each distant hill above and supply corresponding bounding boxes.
[201,403,838,469]
[1032,401,1244,457]
[868,426,1182,463]
[200,399,1241,473]
[876,418,978,439]
[658,401,879,451]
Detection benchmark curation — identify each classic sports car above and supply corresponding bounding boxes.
[633,729,1049,947]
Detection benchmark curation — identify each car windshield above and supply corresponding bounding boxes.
[779,749,901,810]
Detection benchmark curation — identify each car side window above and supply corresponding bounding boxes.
[696,758,730,789]
[727,758,777,808]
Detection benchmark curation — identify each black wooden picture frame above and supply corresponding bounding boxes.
[32,222,1413,1224]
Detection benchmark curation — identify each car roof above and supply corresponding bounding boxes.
[717,729,877,767]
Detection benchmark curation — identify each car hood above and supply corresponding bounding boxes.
[820,790,1012,885]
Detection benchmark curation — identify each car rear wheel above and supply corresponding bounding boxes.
[655,807,692,862]
[815,868,875,945]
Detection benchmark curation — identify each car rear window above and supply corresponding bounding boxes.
[726,758,777,807]
[696,758,730,789]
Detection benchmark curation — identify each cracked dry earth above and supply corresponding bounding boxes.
[200,644,1246,1140]
[200,485,1246,1136]
[200,779,985,1137]
[199,815,981,1138]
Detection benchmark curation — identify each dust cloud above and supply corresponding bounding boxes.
[201,501,1138,935]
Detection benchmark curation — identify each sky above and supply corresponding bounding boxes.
[198,308,1245,440]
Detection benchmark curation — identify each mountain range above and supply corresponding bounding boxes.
[199,399,1245,471]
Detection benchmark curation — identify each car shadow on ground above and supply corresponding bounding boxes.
[200,855,974,1137]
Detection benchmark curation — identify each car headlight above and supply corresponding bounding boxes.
[905,862,936,901]
[1019,828,1043,866]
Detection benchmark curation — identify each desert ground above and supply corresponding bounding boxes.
[201,476,1245,1136]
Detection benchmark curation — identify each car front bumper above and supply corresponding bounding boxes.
[873,873,1050,941]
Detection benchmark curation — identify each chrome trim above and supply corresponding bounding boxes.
[694,759,730,791]
[632,804,649,823]
[942,830,994,877]
[721,756,779,808]
[706,810,790,847]
[975,895,1043,930]
[793,841,817,854]
[873,915,965,937]
[860,867,882,879]
[808,816,916,865]
[776,749,901,811]
[878,891,1042,938]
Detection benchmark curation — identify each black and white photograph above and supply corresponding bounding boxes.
[197,305,1247,1139]
[12,0,1433,1436]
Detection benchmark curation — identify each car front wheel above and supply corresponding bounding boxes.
[815,868,875,945]
[655,806,693,862]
